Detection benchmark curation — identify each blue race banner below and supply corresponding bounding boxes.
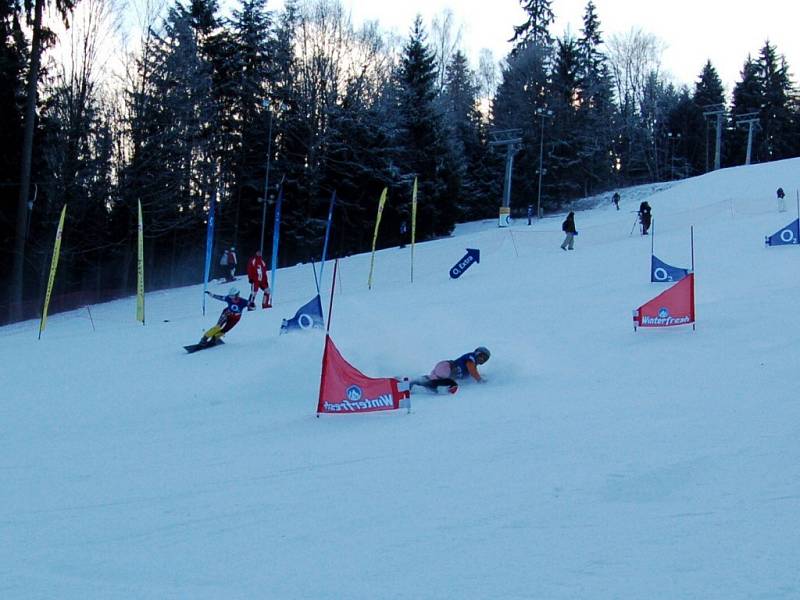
[202,189,216,315]
[319,190,336,285]
[280,294,324,334]
[449,248,480,279]
[651,255,689,283]
[765,219,800,246]
[270,185,284,300]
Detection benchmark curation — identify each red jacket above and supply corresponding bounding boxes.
[247,254,269,286]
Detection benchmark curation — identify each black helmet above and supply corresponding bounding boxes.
[474,346,491,361]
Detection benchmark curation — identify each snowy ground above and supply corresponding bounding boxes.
[2,159,799,599]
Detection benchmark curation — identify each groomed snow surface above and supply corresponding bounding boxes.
[2,159,799,599]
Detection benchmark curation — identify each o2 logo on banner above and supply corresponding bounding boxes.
[779,227,796,244]
[297,313,315,329]
[346,385,362,402]
[653,268,670,282]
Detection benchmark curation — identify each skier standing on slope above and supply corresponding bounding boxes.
[776,187,786,212]
[199,287,249,347]
[411,346,491,394]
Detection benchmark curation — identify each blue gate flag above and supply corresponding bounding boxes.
[270,185,284,300]
[202,189,216,315]
[449,248,480,279]
[280,294,324,334]
[651,255,689,283]
[319,190,336,286]
[765,219,800,246]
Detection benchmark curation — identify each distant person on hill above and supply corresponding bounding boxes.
[777,187,786,212]
[612,192,620,210]
[410,346,491,394]
[220,247,237,282]
[560,212,577,250]
[199,287,248,347]
[246,249,271,310]
[399,220,408,248]
[639,201,652,235]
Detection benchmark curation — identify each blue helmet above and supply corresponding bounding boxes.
[474,346,490,362]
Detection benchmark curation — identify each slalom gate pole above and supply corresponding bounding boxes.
[326,259,338,334]
[651,218,655,255]
[311,260,320,295]
[86,306,95,332]
[691,226,696,329]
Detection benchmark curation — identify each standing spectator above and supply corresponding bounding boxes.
[777,187,786,212]
[247,250,271,310]
[612,192,620,210]
[639,201,652,235]
[399,220,408,248]
[560,212,577,250]
[219,247,237,282]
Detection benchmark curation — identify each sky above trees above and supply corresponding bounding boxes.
[276,0,800,93]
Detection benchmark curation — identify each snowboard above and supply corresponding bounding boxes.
[183,339,225,353]
[408,377,458,395]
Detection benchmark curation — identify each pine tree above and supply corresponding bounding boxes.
[547,35,583,201]
[755,41,796,161]
[575,0,616,193]
[225,0,274,252]
[0,0,27,292]
[395,16,457,238]
[441,50,493,220]
[491,43,549,209]
[509,0,555,52]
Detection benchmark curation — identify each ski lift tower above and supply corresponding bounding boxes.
[735,112,761,165]
[703,103,726,171]
[489,129,523,227]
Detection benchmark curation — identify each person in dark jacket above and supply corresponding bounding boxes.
[612,192,620,210]
[639,201,652,235]
[561,212,577,250]
[411,346,491,394]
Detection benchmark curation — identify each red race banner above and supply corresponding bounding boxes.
[317,335,410,414]
[633,273,695,330]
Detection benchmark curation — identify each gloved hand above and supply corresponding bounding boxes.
[204,290,211,295]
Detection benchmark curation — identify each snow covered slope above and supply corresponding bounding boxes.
[2,158,799,599]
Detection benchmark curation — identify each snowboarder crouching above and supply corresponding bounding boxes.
[411,346,491,394]
[200,287,248,346]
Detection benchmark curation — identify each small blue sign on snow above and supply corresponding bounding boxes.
[449,248,480,279]
[765,219,800,246]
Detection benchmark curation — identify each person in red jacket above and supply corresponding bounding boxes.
[246,250,271,310]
